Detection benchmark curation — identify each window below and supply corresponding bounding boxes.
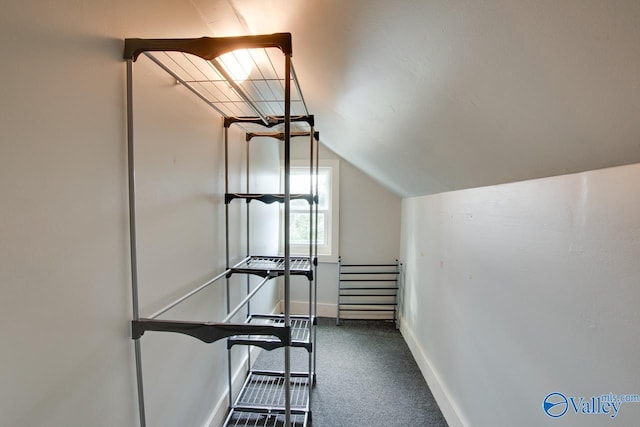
[281,160,339,262]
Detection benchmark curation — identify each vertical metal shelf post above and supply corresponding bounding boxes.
[306,128,314,405]
[127,58,147,427]
[312,131,319,383]
[336,256,342,326]
[245,133,252,372]
[224,124,234,409]
[283,51,293,427]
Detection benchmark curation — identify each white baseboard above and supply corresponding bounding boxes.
[398,314,469,427]
[285,301,396,321]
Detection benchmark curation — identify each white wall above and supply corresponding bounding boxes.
[0,2,280,426]
[399,163,640,427]
[289,143,402,316]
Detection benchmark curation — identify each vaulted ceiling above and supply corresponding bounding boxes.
[192,0,640,197]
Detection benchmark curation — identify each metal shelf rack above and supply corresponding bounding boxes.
[223,121,319,425]
[336,257,401,326]
[124,33,317,427]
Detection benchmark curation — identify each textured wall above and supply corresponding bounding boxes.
[400,163,640,427]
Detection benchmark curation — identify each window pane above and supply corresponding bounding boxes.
[287,167,330,210]
[290,171,312,193]
[281,163,335,259]
[291,199,309,210]
[289,212,325,245]
[316,173,329,209]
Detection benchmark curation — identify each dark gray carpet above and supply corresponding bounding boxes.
[253,318,449,427]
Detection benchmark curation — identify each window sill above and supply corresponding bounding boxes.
[277,253,338,264]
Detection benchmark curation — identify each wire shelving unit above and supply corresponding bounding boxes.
[124,33,317,427]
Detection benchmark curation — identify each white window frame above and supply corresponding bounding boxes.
[280,159,339,263]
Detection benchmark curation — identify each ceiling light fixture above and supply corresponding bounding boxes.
[217,49,253,83]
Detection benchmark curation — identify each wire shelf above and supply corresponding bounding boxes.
[228,315,312,350]
[235,371,310,411]
[144,48,310,133]
[224,409,308,427]
[230,256,313,279]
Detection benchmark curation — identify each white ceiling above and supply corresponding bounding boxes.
[192,0,640,197]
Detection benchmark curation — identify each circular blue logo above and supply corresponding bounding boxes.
[543,392,568,418]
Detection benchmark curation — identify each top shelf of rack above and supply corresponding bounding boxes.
[124,33,310,132]
[124,33,292,61]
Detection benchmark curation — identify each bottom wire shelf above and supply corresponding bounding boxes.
[224,408,308,427]
[235,370,311,410]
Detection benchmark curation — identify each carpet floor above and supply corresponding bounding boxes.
[252,318,449,427]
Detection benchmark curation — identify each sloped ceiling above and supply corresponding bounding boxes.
[192,0,640,197]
